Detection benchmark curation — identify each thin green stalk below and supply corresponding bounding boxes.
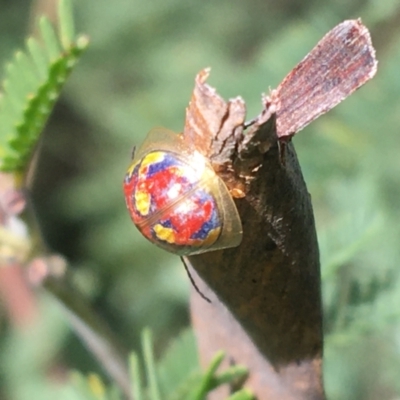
[141,328,161,400]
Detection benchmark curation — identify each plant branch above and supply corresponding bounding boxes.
[31,256,132,399]
[184,20,377,400]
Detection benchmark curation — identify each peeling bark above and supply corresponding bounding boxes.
[183,20,377,400]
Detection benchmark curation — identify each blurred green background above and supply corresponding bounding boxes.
[1,0,400,399]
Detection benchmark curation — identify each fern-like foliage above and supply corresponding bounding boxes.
[0,0,88,173]
[131,329,253,400]
[70,329,253,400]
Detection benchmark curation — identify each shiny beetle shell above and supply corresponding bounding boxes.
[123,127,243,255]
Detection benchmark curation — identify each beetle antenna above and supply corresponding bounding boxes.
[180,257,212,303]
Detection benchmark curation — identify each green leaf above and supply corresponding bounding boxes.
[66,328,250,400]
[39,16,62,61]
[157,329,199,399]
[129,329,250,400]
[0,0,88,173]
[188,351,225,400]
[59,0,75,49]
[16,51,39,90]
[129,352,144,400]
[226,389,255,400]
[27,37,48,79]
[209,364,248,389]
[142,328,161,400]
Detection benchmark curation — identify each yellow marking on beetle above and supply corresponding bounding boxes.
[127,151,165,180]
[135,189,151,216]
[139,151,165,171]
[136,151,166,184]
[126,158,141,179]
[153,224,176,244]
